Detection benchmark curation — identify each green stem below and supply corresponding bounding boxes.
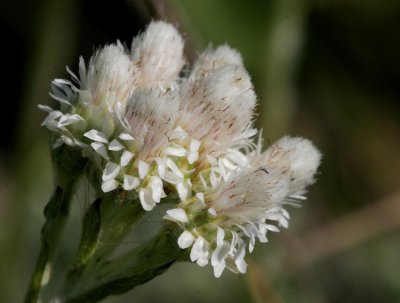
[24,180,76,303]
[60,223,187,303]
[53,193,145,300]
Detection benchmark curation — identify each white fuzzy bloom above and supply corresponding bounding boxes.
[80,43,137,109]
[178,63,257,161]
[131,21,185,88]
[209,167,290,222]
[124,87,180,159]
[191,45,244,75]
[39,21,322,279]
[261,136,322,195]
[40,43,137,145]
[166,136,320,277]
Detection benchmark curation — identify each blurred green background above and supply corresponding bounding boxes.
[1,0,400,302]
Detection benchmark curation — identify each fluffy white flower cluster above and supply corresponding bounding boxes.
[40,21,321,277]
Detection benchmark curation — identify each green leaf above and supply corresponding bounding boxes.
[25,181,76,303]
[68,198,102,279]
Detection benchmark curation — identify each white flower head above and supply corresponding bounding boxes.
[81,43,138,109]
[191,44,244,75]
[166,134,320,277]
[124,87,180,159]
[131,21,185,88]
[261,136,322,195]
[179,63,257,160]
[39,21,322,279]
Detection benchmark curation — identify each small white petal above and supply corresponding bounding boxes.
[53,78,73,86]
[265,224,280,232]
[207,155,218,166]
[196,192,205,203]
[187,151,199,165]
[166,208,189,223]
[189,138,201,152]
[279,218,289,229]
[169,126,187,140]
[190,236,206,262]
[101,179,119,192]
[164,145,186,157]
[199,173,207,190]
[249,235,255,253]
[139,189,156,211]
[210,168,218,188]
[57,114,83,127]
[123,175,140,190]
[120,150,134,167]
[166,158,184,178]
[213,260,226,278]
[196,254,209,267]
[235,224,250,238]
[155,158,166,178]
[218,158,228,181]
[91,142,109,159]
[281,208,290,219]
[177,231,195,249]
[108,139,125,151]
[60,135,74,146]
[41,110,63,128]
[216,227,225,246]
[226,148,248,167]
[235,258,247,274]
[177,182,189,202]
[38,104,53,112]
[49,92,72,105]
[119,133,135,141]
[219,157,237,171]
[150,176,166,203]
[187,139,201,164]
[138,160,150,179]
[208,207,217,217]
[211,243,230,267]
[84,129,108,143]
[102,162,121,181]
[230,231,239,254]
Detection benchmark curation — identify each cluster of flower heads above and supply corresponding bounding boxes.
[40,21,321,277]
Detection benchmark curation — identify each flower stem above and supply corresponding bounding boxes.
[24,180,76,303]
[60,223,187,303]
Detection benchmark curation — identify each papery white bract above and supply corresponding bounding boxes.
[40,20,322,277]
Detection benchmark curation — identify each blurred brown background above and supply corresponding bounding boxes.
[1,0,399,302]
